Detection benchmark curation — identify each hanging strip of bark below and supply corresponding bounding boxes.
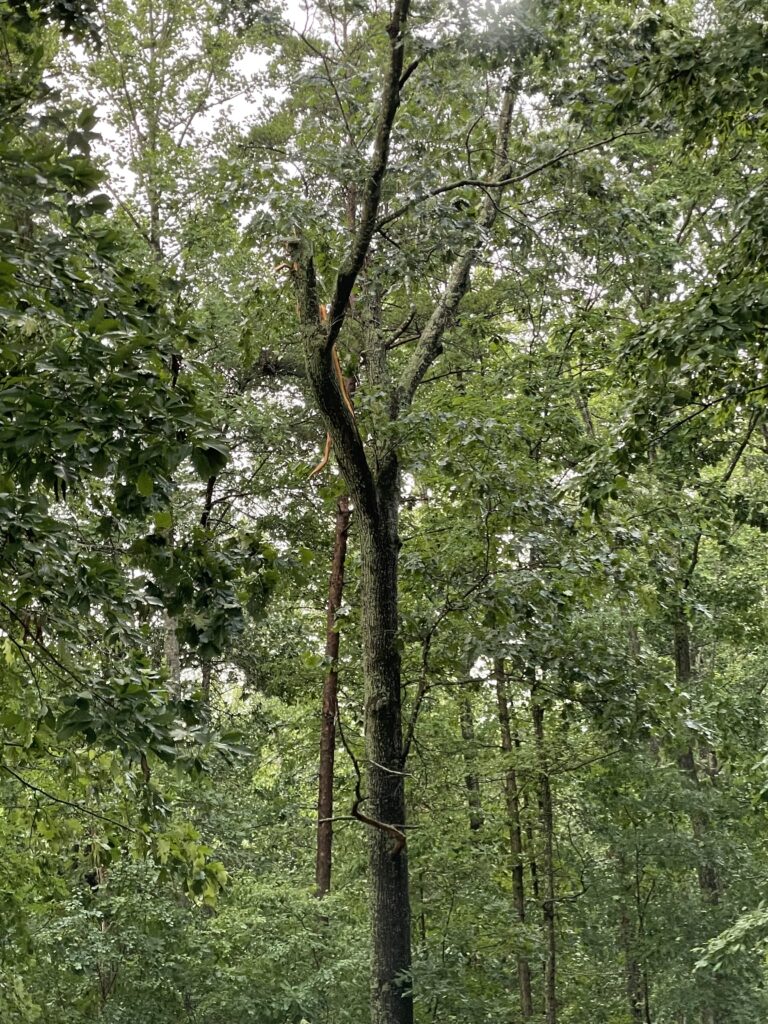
[315,492,352,897]
[532,683,557,1024]
[495,658,534,1018]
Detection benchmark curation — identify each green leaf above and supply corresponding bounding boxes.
[154,509,173,530]
[136,471,154,497]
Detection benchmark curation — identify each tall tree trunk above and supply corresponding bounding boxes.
[459,695,484,832]
[532,687,557,1024]
[315,493,352,897]
[359,477,412,1024]
[674,607,720,1024]
[495,658,534,1018]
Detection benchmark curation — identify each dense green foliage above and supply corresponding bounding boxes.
[3,1,768,1022]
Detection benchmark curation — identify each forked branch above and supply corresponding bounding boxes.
[288,240,378,517]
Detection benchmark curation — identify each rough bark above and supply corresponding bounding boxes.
[359,482,412,1024]
[495,658,534,1017]
[315,493,351,898]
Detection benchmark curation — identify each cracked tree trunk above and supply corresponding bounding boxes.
[289,21,516,1020]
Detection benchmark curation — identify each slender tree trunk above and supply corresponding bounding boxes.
[619,902,644,1024]
[674,610,720,906]
[163,609,181,694]
[635,855,654,1024]
[642,970,653,1024]
[673,608,719,1024]
[615,851,645,1024]
[532,687,557,1024]
[525,804,540,904]
[359,476,412,1024]
[459,695,484,832]
[199,475,216,707]
[417,869,427,947]
[315,493,352,897]
[495,658,534,1017]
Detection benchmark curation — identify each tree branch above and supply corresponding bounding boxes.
[337,704,406,856]
[683,408,761,590]
[397,77,517,408]
[1,762,137,833]
[377,127,648,230]
[289,240,378,517]
[399,56,420,89]
[325,0,411,351]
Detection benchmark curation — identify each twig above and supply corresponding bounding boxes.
[1,763,137,833]
[337,706,407,856]
[378,128,649,229]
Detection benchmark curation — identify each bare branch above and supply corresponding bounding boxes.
[399,56,420,89]
[386,307,417,348]
[337,704,406,856]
